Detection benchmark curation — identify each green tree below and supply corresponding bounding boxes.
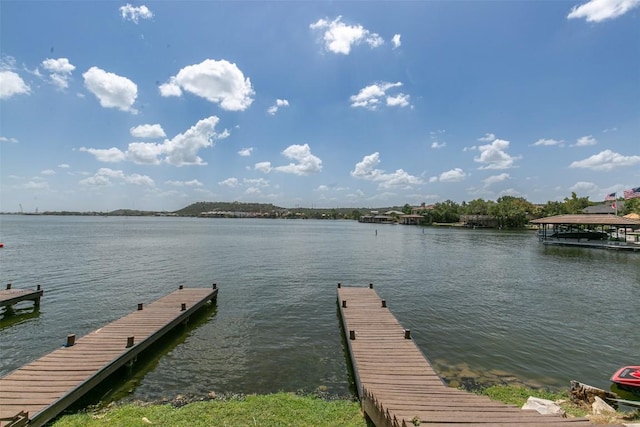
[563,192,591,214]
[540,200,567,217]
[490,196,535,228]
[621,198,640,216]
[463,198,493,215]
[432,200,460,223]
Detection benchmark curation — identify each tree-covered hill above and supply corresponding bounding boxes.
[174,201,286,216]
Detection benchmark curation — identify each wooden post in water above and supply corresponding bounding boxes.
[36,285,42,307]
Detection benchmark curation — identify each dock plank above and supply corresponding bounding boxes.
[0,285,218,427]
[337,284,618,427]
[0,286,43,310]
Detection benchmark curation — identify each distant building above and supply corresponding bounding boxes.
[459,215,499,228]
[582,201,624,214]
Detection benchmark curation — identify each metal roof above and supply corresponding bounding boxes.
[530,214,640,226]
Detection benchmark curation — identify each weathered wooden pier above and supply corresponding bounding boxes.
[0,284,43,312]
[337,284,614,427]
[0,284,218,427]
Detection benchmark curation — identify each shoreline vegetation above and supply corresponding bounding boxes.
[50,385,640,427]
[3,193,640,225]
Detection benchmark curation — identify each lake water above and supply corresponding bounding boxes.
[1,215,638,403]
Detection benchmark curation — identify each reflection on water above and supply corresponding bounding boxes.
[0,216,638,404]
[0,305,41,331]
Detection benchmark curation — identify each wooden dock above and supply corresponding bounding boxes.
[337,284,614,427]
[0,284,43,311]
[0,284,218,427]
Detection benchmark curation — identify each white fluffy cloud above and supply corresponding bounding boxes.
[310,16,384,54]
[532,138,564,147]
[80,168,154,187]
[130,124,166,138]
[483,173,510,187]
[78,147,127,163]
[473,137,519,170]
[238,147,253,157]
[392,34,401,49]
[386,93,411,107]
[429,168,467,183]
[41,58,75,89]
[350,82,410,110]
[219,177,240,188]
[273,144,323,175]
[478,133,496,142]
[119,4,153,23]
[165,179,203,187]
[0,71,30,99]
[254,145,322,176]
[160,59,254,111]
[83,67,138,113]
[81,116,226,166]
[254,161,272,173]
[569,149,640,171]
[574,135,597,146]
[351,152,423,189]
[567,0,640,22]
[267,99,289,115]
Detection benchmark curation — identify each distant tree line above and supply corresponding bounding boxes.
[29,193,640,227]
[397,193,640,228]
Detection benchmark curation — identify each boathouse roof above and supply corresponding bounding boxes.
[531,214,640,226]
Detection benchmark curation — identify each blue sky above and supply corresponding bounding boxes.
[1,1,639,212]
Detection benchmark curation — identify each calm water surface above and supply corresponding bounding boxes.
[0,216,638,402]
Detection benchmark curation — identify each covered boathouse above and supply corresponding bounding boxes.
[530,213,640,251]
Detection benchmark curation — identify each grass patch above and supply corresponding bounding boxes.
[478,384,640,422]
[479,384,566,407]
[50,392,369,427]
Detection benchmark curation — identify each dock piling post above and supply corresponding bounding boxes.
[181,303,186,311]
[404,329,411,339]
[179,285,184,290]
[381,299,386,308]
[126,336,134,348]
[137,303,143,311]
[37,285,41,291]
[66,334,76,347]
[342,300,347,308]
[212,283,217,289]
[349,330,356,340]
[337,282,341,288]
[6,283,11,290]
[369,283,373,289]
